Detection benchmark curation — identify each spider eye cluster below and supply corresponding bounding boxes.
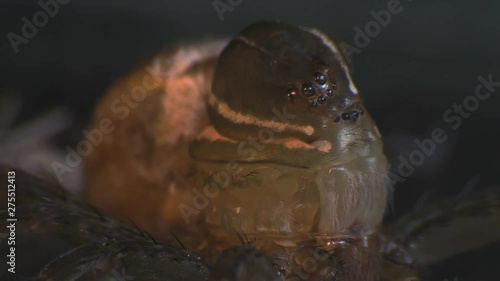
[287,66,338,108]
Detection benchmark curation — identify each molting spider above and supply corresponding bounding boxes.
[1,21,499,281]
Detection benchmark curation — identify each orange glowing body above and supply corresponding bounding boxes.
[84,21,390,280]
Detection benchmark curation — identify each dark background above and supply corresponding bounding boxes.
[0,0,499,280]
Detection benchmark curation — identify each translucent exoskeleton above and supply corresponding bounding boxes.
[1,21,499,281]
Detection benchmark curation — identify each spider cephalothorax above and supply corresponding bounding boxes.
[191,22,389,243]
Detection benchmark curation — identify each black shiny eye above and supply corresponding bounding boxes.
[301,82,315,97]
[331,83,337,90]
[287,88,297,102]
[341,111,361,121]
[314,72,327,85]
[318,95,326,104]
[350,111,359,121]
[311,100,318,107]
[326,89,333,96]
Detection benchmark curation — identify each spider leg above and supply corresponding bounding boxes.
[209,245,280,281]
[0,166,210,280]
[0,165,147,244]
[382,188,500,265]
[38,239,210,281]
[379,259,420,281]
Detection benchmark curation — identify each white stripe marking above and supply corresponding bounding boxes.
[209,93,314,136]
[302,27,359,95]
